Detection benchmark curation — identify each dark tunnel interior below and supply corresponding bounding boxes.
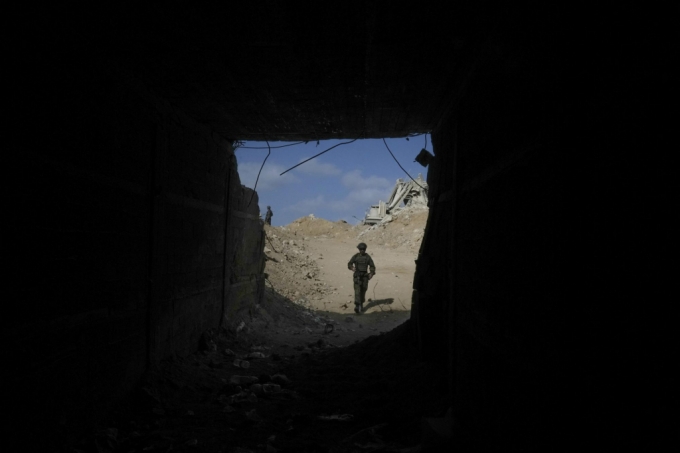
[5,2,675,451]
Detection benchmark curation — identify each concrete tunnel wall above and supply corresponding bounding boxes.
[414,20,673,448]
[6,55,265,442]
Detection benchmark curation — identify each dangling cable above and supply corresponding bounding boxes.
[279,132,365,176]
[382,138,425,190]
[239,141,306,149]
[248,140,271,207]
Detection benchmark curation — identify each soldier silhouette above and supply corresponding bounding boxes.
[347,242,376,313]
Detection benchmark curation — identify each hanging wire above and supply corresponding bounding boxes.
[424,132,428,150]
[247,140,271,207]
[382,138,425,190]
[238,141,307,150]
[279,133,365,176]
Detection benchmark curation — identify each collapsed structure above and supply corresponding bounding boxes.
[364,174,429,224]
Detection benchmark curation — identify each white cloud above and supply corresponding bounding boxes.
[281,170,392,220]
[294,158,342,176]
[330,170,393,213]
[341,170,392,189]
[237,161,300,192]
[285,195,326,213]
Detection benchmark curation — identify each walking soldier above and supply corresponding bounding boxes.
[347,242,376,313]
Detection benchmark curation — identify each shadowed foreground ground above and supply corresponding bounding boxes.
[68,289,451,453]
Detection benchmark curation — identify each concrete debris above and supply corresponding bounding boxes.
[230,375,259,385]
[341,423,389,451]
[421,407,455,447]
[262,383,282,393]
[233,359,250,369]
[199,333,217,352]
[271,374,291,385]
[354,204,428,251]
[245,409,261,422]
[318,414,353,422]
[308,338,335,350]
[364,175,428,224]
[95,427,118,450]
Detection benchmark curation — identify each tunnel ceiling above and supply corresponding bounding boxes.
[70,2,499,141]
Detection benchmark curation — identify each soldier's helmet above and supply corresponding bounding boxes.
[357,242,367,250]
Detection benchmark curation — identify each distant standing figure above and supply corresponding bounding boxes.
[264,206,273,225]
[347,242,376,314]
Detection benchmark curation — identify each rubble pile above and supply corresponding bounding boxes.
[264,225,339,306]
[284,214,354,239]
[356,205,429,251]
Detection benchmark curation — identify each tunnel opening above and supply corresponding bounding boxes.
[230,136,433,360]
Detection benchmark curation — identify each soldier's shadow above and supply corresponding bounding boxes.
[364,298,394,311]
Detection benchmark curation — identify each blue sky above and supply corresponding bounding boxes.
[235,136,430,226]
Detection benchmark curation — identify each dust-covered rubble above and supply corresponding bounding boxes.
[356,205,428,250]
[264,222,343,305]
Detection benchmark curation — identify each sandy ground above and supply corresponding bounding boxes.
[260,207,428,348]
[309,236,416,313]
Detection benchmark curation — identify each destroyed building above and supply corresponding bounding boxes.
[6,3,673,450]
[364,175,428,224]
